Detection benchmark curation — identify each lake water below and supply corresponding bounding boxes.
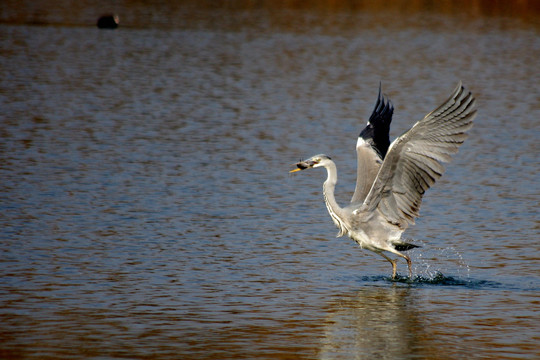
[1,2,539,359]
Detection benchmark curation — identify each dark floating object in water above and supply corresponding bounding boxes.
[97,14,119,29]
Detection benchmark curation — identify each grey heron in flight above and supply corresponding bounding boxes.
[290,82,476,279]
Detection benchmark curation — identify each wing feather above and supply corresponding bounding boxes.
[360,82,477,229]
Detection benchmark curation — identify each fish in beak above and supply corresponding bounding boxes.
[289,158,319,173]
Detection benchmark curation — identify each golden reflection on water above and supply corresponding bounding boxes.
[321,286,436,359]
[321,285,539,359]
[1,0,540,28]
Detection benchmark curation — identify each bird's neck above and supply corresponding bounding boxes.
[322,161,338,203]
[322,161,347,236]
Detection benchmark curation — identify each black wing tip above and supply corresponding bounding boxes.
[369,84,394,127]
[358,83,394,159]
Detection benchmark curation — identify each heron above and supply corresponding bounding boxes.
[290,82,476,279]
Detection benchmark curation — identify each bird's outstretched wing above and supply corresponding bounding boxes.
[360,82,476,229]
[351,85,394,204]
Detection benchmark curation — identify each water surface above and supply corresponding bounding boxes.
[1,2,539,359]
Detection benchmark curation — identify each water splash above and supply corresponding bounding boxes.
[406,238,471,280]
[353,241,508,289]
[390,272,467,285]
[406,272,503,289]
[355,271,504,290]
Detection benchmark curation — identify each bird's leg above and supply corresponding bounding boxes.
[378,252,398,279]
[395,253,413,278]
[405,255,412,279]
[385,249,414,279]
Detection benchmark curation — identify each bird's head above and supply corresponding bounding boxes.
[290,154,332,173]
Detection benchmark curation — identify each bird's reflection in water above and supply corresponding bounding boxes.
[320,285,436,359]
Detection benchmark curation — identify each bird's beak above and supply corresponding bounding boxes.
[289,159,313,173]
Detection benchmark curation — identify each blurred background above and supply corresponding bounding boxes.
[1,0,540,28]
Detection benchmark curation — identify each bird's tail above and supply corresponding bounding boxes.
[394,243,421,251]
